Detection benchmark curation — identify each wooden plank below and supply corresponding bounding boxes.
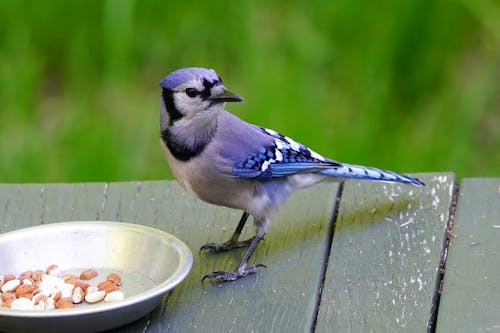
[0,182,107,230]
[0,181,339,332]
[315,173,456,332]
[119,181,340,333]
[436,178,500,333]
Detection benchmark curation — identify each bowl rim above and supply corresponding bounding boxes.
[0,221,193,318]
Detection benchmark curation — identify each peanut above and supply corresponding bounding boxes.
[56,297,74,309]
[2,274,16,283]
[1,298,15,308]
[18,271,33,280]
[31,270,44,282]
[33,293,48,305]
[84,290,106,303]
[49,290,62,302]
[79,268,98,280]
[15,284,35,298]
[97,280,119,293]
[45,297,56,310]
[63,275,89,290]
[1,279,20,293]
[104,290,124,303]
[46,264,61,276]
[10,297,35,310]
[106,273,123,286]
[62,274,78,283]
[71,287,85,304]
[34,300,46,311]
[1,291,15,302]
[22,278,34,286]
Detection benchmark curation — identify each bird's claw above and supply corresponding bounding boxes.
[199,237,255,253]
[202,264,267,283]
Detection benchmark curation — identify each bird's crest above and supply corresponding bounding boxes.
[160,67,221,90]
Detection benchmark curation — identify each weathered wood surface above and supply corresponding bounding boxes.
[436,178,500,333]
[315,173,456,332]
[0,181,339,332]
[0,172,463,332]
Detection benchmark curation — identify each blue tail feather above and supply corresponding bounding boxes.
[318,164,425,186]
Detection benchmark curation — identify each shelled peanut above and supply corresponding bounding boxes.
[0,265,124,310]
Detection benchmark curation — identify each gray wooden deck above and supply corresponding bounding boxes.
[1,173,498,332]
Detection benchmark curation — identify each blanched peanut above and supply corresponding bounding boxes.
[59,282,75,298]
[34,300,46,311]
[71,287,85,304]
[49,290,62,302]
[1,279,20,293]
[33,293,48,305]
[22,278,33,286]
[86,286,99,294]
[104,291,124,303]
[10,297,35,310]
[45,297,56,310]
[85,290,106,303]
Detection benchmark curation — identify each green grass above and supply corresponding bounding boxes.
[0,0,499,182]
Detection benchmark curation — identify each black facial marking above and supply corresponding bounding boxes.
[199,79,213,100]
[160,129,210,161]
[162,88,183,125]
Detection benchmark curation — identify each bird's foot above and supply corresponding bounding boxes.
[200,237,255,253]
[202,264,267,283]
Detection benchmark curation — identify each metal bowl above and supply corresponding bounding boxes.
[0,221,193,333]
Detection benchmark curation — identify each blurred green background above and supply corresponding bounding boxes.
[0,0,499,183]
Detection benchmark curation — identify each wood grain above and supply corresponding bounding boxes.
[0,181,339,332]
[315,173,457,332]
[0,173,460,332]
[436,178,500,333]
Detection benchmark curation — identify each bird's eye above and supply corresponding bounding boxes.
[185,88,198,98]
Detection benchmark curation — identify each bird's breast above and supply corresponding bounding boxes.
[162,143,195,193]
[162,141,254,208]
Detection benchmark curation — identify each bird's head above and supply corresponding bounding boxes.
[160,67,243,127]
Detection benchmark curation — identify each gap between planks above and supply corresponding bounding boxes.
[426,181,459,333]
[310,182,344,333]
[306,177,459,333]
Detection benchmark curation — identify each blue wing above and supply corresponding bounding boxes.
[232,127,340,179]
[232,127,425,186]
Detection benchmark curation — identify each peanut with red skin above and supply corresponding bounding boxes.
[56,297,75,309]
[1,291,15,302]
[79,269,98,280]
[97,280,119,293]
[15,284,35,298]
[106,273,123,286]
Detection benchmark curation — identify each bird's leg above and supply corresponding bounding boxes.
[200,211,255,252]
[202,234,266,283]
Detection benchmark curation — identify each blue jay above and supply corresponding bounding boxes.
[159,67,424,283]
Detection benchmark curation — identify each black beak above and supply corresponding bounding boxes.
[210,88,243,103]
